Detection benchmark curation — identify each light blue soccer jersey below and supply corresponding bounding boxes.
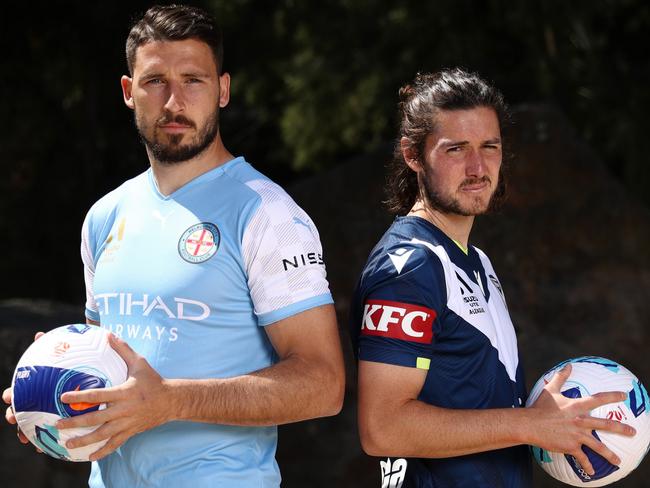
[81,156,333,488]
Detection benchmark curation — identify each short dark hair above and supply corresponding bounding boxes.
[385,68,510,215]
[126,4,224,76]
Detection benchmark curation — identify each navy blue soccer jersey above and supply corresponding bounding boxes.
[350,216,532,488]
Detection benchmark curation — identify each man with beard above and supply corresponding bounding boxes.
[3,5,344,488]
[349,69,634,487]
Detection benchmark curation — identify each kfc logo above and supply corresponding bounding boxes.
[361,299,435,344]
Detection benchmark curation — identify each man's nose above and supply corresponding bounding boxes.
[164,83,185,112]
[465,149,485,177]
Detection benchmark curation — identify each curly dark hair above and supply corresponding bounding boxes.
[126,4,224,76]
[385,69,510,215]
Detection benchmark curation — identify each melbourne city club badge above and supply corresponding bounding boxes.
[178,222,220,263]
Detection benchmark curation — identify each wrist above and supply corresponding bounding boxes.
[511,406,536,446]
[161,378,184,422]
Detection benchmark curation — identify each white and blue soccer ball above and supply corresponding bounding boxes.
[11,324,127,462]
[527,356,650,486]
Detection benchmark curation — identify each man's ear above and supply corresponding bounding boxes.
[218,72,231,108]
[121,75,135,110]
[400,137,421,172]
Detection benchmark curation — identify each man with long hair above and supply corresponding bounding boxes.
[350,69,633,487]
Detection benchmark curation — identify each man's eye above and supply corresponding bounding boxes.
[447,146,462,153]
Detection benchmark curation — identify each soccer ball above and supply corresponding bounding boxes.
[11,324,127,462]
[527,356,650,486]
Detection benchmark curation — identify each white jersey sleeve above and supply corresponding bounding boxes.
[81,213,99,322]
[242,179,332,325]
[79,184,124,324]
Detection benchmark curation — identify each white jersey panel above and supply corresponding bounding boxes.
[407,237,519,382]
[81,217,97,318]
[474,248,519,382]
[243,179,330,325]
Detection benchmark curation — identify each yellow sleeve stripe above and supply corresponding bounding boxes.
[416,357,431,370]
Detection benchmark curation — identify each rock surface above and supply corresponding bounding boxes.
[0,300,89,487]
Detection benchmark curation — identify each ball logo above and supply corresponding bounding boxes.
[178,222,220,264]
[57,370,107,418]
[53,342,70,357]
[361,299,435,344]
[66,324,92,334]
[606,406,628,422]
[68,385,101,413]
[569,456,593,481]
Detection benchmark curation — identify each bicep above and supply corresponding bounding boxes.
[358,359,427,414]
[264,304,342,365]
[263,304,345,416]
[357,359,428,450]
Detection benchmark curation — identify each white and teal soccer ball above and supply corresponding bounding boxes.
[527,356,650,486]
[11,324,127,462]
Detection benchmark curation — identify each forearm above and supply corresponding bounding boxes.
[361,399,534,458]
[165,353,343,426]
[358,360,633,474]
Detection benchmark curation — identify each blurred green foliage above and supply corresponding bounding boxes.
[1,0,648,302]
[215,0,650,188]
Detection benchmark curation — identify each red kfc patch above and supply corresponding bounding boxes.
[361,299,435,344]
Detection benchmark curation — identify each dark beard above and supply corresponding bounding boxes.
[136,106,220,164]
[421,166,495,217]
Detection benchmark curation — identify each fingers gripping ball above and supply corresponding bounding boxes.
[527,357,650,486]
[11,325,127,462]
